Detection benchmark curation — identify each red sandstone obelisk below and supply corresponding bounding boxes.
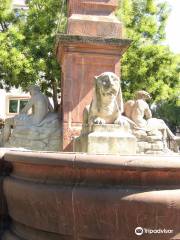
[56,0,131,151]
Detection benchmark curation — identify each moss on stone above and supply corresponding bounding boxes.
[56,34,132,47]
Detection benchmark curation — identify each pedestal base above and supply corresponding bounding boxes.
[68,14,122,38]
[74,124,137,155]
[56,35,131,151]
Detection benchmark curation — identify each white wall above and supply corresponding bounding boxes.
[0,88,30,119]
[0,90,7,119]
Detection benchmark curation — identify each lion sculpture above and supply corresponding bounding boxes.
[83,72,125,126]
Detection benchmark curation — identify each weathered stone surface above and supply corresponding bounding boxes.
[5,114,61,151]
[145,150,164,155]
[137,141,151,153]
[75,124,137,155]
[0,150,9,238]
[150,141,164,151]
[133,129,147,140]
[56,0,131,152]
[124,90,180,154]
[147,129,162,136]
[146,134,163,142]
[132,127,165,154]
[67,0,123,38]
[2,151,180,240]
[3,86,61,151]
[74,72,136,155]
[56,37,131,151]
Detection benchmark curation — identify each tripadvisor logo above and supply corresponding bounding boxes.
[135,227,143,236]
[135,227,173,236]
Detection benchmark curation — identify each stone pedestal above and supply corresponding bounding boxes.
[56,0,131,151]
[74,124,137,154]
[56,36,131,151]
[67,0,123,38]
[4,113,61,151]
[67,0,122,38]
[133,129,168,154]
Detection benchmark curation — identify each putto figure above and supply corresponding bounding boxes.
[83,72,125,126]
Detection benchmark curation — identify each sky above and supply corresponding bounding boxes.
[13,0,25,5]
[164,0,180,54]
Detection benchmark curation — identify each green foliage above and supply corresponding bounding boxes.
[153,96,180,133]
[0,0,36,90]
[0,0,179,122]
[0,0,67,109]
[122,44,180,101]
[117,0,179,99]
[117,0,180,130]
[22,0,67,108]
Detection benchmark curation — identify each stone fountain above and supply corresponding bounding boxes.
[1,1,180,240]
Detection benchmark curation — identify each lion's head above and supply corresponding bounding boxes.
[95,72,120,98]
[93,72,123,113]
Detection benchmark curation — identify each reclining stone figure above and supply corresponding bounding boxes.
[3,85,54,142]
[3,85,61,151]
[124,90,180,152]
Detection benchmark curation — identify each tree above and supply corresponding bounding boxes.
[153,96,180,133]
[0,0,67,110]
[117,0,180,102]
[22,0,67,110]
[117,0,180,131]
[0,0,37,90]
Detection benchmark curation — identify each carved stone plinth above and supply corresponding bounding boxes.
[56,35,131,151]
[67,0,122,38]
[5,113,61,151]
[74,124,137,154]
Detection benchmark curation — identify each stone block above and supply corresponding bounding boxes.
[145,150,164,155]
[150,141,164,151]
[146,135,163,143]
[147,130,162,137]
[137,141,151,153]
[75,124,137,155]
[5,114,61,151]
[68,15,123,38]
[133,129,147,140]
[67,0,122,38]
[68,0,118,16]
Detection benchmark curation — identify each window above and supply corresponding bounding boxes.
[9,100,18,113]
[20,100,28,111]
[8,98,29,114]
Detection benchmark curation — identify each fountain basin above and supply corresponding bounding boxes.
[0,151,9,237]
[2,151,180,240]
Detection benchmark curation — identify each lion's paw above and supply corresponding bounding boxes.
[114,117,128,126]
[94,117,106,124]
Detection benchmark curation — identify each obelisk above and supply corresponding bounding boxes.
[56,0,131,151]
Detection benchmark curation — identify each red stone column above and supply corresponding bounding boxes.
[56,0,131,151]
[67,0,123,38]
